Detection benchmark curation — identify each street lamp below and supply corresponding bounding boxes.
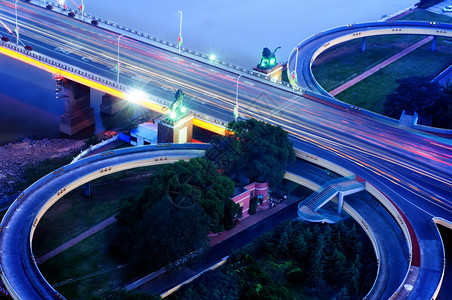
[234,74,242,121]
[14,0,19,44]
[116,34,123,83]
[177,11,182,54]
[291,47,299,92]
[80,0,85,21]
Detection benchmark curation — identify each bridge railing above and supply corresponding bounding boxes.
[0,38,231,129]
[24,0,301,93]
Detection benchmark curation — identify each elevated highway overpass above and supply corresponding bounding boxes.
[0,143,211,299]
[1,0,452,298]
[288,20,452,95]
[0,143,415,299]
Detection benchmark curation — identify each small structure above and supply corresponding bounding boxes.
[130,122,158,146]
[157,113,193,144]
[157,89,193,144]
[232,182,269,218]
[253,47,283,82]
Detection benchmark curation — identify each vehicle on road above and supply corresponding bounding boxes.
[444,5,452,12]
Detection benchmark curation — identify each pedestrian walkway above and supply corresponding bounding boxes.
[329,37,433,96]
[36,214,118,264]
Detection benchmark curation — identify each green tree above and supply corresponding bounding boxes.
[115,196,210,272]
[208,118,295,187]
[113,157,241,271]
[384,76,451,128]
[336,286,350,300]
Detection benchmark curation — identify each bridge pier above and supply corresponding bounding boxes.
[431,36,437,52]
[59,79,95,135]
[84,182,91,197]
[361,37,366,52]
[100,93,126,115]
[337,192,344,215]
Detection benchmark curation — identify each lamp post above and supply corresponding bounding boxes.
[14,0,19,44]
[234,74,242,121]
[291,47,299,92]
[177,11,182,54]
[116,34,123,83]
[80,0,84,21]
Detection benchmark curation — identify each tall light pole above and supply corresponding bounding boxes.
[14,0,19,44]
[234,74,242,121]
[291,47,299,92]
[80,0,85,21]
[177,10,182,54]
[116,34,123,83]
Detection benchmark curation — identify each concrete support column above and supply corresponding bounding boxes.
[361,37,366,52]
[59,79,95,135]
[431,36,437,52]
[337,192,344,215]
[84,182,91,197]
[100,93,126,115]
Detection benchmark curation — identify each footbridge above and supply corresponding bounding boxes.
[297,175,365,223]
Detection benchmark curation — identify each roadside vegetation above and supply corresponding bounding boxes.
[169,219,376,300]
[384,76,452,128]
[111,157,239,273]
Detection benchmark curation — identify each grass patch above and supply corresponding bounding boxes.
[335,37,452,114]
[38,224,139,300]
[312,35,424,91]
[398,9,452,23]
[312,9,452,114]
[33,166,157,256]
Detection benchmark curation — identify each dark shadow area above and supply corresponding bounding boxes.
[437,224,452,300]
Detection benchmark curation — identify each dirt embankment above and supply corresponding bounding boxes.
[0,138,85,202]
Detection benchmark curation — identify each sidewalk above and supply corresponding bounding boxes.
[36,214,118,264]
[329,36,433,96]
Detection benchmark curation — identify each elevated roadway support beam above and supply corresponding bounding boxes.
[100,93,126,115]
[432,36,437,52]
[84,182,91,197]
[361,37,366,52]
[59,79,94,135]
[337,192,344,215]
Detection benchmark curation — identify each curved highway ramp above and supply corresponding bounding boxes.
[0,143,210,299]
